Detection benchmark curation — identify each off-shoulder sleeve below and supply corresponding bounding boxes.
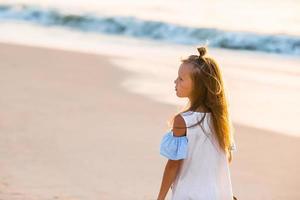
[160,130,188,160]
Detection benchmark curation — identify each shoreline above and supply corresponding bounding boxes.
[1,22,299,137]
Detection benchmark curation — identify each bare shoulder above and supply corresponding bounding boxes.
[172,114,187,137]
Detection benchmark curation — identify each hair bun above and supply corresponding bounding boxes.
[197,46,207,57]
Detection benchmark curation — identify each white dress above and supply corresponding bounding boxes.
[160,110,236,200]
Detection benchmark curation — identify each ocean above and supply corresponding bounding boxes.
[0,0,300,56]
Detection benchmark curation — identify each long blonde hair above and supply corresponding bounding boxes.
[170,46,234,155]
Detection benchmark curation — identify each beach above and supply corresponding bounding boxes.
[0,42,299,200]
[1,1,300,199]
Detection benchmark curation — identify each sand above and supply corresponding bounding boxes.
[0,42,299,200]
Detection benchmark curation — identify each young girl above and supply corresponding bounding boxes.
[157,46,236,200]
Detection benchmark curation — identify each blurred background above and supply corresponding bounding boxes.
[0,1,299,200]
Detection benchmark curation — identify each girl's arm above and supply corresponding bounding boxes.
[157,159,183,200]
[157,114,186,200]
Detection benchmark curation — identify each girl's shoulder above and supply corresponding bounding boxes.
[172,114,187,137]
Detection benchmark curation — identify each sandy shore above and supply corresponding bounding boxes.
[0,42,299,200]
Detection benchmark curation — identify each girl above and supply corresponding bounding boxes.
[157,46,237,200]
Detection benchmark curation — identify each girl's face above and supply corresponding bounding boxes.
[174,63,193,98]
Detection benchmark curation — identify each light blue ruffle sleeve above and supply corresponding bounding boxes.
[160,130,188,160]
